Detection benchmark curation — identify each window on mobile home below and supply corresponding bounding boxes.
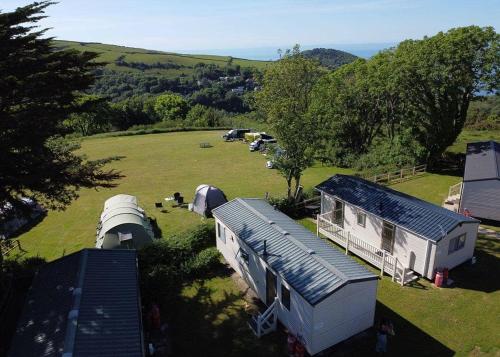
[448,234,466,254]
[281,284,291,310]
[357,211,366,227]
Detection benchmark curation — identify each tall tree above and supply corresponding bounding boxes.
[256,45,323,199]
[394,26,499,163]
[0,2,121,219]
[154,92,189,121]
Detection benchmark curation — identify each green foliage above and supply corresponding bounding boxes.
[154,93,190,121]
[311,26,500,168]
[138,223,220,306]
[355,130,427,172]
[0,2,121,213]
[185,104,224,127]
[302,47,358,69]
[392,26,499,163]
[466,95,500,130]
[64,95,115,136]
[257,45,323,198]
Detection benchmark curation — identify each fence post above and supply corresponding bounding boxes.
[413,166,416,175]
[346,232,350,255]
[316,214,319,237]
[392,257,398,282]
[387,172,390,183]
[401,267,406,286]
[380,250,386,276]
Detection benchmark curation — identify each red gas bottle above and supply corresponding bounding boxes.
[435,271,444,287]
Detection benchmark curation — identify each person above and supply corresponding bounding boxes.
[376,318,395,355]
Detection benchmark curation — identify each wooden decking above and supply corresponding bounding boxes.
[316,213,417,285]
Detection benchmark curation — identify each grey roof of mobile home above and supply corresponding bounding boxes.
[464,141,500,181]
[9,249,144,357]
[315,175,478,242]
[212,198,377,306]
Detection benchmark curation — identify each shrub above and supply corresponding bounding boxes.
[183,247,221,277]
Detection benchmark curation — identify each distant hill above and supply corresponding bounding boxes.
[53,40,271,78]
[302,48,358,69]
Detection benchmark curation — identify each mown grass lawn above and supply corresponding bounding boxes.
[12,129,500,356]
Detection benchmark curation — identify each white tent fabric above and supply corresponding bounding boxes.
[192,184,228,217]
[96,194,154,249]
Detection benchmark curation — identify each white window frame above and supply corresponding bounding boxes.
[448,233,466,255]
[281,283,291,311]
[357,211,366,227]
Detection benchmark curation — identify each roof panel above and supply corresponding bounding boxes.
[315,175,477,241]
[464,141,500,181]
[213,198,376,305]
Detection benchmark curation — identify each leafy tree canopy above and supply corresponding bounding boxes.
[0,1,121,215]
[154,93,189,121]
[257,45,323,198]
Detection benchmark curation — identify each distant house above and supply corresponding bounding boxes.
[213,198,378,356]
[9,249,144,357]
[444,141,500,222]
[316,175,479,284]
[96,194,154,249]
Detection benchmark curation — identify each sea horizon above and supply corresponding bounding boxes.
[183,42,397,60]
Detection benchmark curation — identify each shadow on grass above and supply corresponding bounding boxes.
[149,216,163,238]
[448,236,500,293]
[324,301,454,357]
[8,210,48,239]
[169,265,286,357]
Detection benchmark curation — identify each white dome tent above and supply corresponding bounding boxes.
[192,185,228,218]
[96,194,154,249]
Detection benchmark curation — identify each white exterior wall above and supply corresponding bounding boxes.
[460,180,500,221]
[322,192,431,277]
[310,280,378,355]
[432,222,479,274]
[214,218,315,348]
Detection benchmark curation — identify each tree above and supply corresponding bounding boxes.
[393,26,500,163]
[185,104,224,127]
[256,45,323,199]
[310,53,409,166]
[0,2,121,217]
[154,93,189,121]
[64,95,114,136]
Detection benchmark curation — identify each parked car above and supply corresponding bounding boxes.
[249,137,277,151]
[223,128,251,141]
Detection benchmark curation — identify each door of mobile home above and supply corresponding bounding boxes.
[266,268,277,305]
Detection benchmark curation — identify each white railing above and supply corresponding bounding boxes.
[317,213,409,285]
[365,164,427,186]
[448,182,463,198]
[253,297,278,338]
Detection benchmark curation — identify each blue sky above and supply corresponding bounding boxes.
[2,0,499,53]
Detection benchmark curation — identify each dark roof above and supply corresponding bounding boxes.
[464,141,500,181]
[315,175,478,242]
[212,198,377,306]
[9,249,144,357]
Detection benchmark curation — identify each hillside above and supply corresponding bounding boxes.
[302,48,358,69]
[54,40,271,78]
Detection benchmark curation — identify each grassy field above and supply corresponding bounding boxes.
[11,129,500,356]
[54,40,271,78]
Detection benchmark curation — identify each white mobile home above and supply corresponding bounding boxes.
[212,198,378,356]
[316,175,480,284]
[460,141,500,222]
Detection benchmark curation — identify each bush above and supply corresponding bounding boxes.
[137,223,220,308]
[183,247,220,277]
